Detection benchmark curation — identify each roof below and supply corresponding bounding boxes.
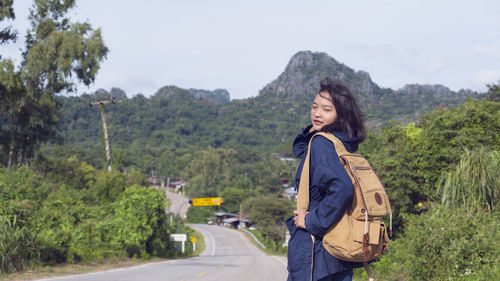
[214,212,238,217]
[222,217,249,223]
[285,187,297,195]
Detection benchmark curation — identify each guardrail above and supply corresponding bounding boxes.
[241,229,266,249]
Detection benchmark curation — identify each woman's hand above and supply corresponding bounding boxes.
[293,209,309,229]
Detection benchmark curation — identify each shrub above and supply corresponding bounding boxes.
[370,205,500,280]
[91,170,127,203]
[244,196,294,250]
[0,215,36,274]
[112,186,172,257]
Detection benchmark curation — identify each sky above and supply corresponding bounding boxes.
[2,0,500,100]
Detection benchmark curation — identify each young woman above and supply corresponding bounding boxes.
[287,77,366,281]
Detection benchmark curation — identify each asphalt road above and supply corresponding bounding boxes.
[165,189,190,218]
[37,192,288,281]
[38,224,287,281]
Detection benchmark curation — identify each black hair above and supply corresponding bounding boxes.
[317,77,366,143]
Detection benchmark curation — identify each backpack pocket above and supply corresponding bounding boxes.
[353,219,382,245]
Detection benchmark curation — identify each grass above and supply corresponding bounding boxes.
[190,227,206,256]
[438,147,499,212]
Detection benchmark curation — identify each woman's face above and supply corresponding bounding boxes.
[310,92,337,131]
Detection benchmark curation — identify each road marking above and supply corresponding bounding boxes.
[194,226,216,257]
[197,272,207,277]
[206,229,216,256]
[37,260,178,280]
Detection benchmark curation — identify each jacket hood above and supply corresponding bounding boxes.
[292,126,359,159]
[331,131,359,153]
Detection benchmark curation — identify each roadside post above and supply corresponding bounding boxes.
[191,237,197,252]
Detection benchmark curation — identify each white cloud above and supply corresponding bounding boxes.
[473,42,500,58]
[424,57,446,76]
[474,70,500,87]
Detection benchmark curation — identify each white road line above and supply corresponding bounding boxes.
[200,227,217,256]
[37,260,177,280]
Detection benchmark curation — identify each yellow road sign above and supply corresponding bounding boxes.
[191,197,222,206]
[191,237,197,243]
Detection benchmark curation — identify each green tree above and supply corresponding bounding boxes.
[0,0,16,46]
[363,98,500,230]
[112,186,171,258]
[244,196,294,249]
[0,0,108,167]
[484,81,500,102]
[220,187,251,213]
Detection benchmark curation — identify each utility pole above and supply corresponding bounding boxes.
[89,97,115,171]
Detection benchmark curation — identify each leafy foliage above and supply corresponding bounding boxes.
[370,206,500,281]
[0,163,179,274]
[243,196,295,250]
[0,215,36,273]
[112,186,172,258]
[362,98,500,230]
[0,0,16,46]
[0,0,107,167]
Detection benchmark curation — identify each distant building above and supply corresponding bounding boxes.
[147,177,159,186]
[283,187,297,200]
[214,212,238,226]
[169,180,188,193]
[214,212,252,228]
[280,177,290,187]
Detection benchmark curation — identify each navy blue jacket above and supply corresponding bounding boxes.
[287,126,362,281]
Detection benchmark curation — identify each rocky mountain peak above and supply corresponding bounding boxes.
[260,51,384,110]
[188,88,230,104]
[153,85,230,104]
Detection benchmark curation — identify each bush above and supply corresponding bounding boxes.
[186,206,217,223]
[112,186,172,258]
[0,164,180,274]
[370,205,500,280]
[244,196,294,250]
[36,187,86,264]
[91,170,127,203]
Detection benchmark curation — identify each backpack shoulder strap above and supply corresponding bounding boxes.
[296,132,341,211]
[315,132,349,156]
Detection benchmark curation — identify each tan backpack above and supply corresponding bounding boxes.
[297,132,392,278]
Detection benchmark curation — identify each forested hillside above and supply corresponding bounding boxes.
[50,51,480,174]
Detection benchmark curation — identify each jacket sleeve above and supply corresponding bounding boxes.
[292,125,314,159]
[304,136,354,237]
